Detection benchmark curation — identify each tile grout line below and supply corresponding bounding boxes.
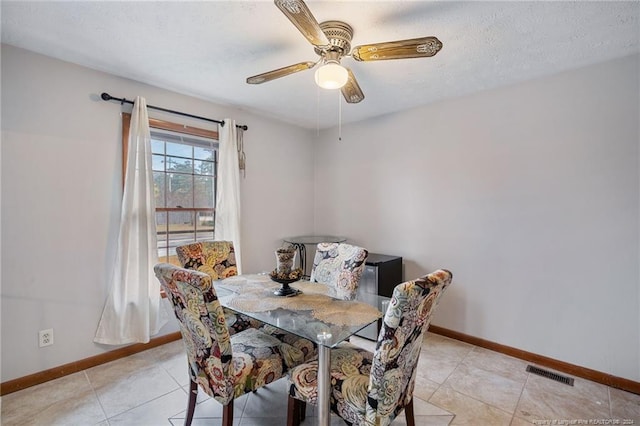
[432,340,474,385]
[144,346,198,423]
[510,371,532,425]
[448,342,538,418]
[106,386,188,422]
[423,338,477,425]
[235,391,249,421]
[83,370,110,425]
[425,378,451,421]
[435,341,521,420]
[439,381,515,419]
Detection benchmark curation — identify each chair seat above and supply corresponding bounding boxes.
[259,324,317,362]
[225,308,317,367]
[224,308,263,335]
[288,342,373,421]
[193,327,306,404]
[225,309,316,369]
[217,328,297,397]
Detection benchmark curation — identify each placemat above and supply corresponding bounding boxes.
[222,279,381,327]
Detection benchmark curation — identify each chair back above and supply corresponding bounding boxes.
[309,242,368,300]
[153,263,235,403]
[176,241,237,280]
[365,269,453,425]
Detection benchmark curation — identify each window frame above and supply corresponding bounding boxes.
[122,113,219,266]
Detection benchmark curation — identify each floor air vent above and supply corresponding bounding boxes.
[526,365,574,386]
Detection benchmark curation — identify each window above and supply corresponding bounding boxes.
[122,114,218,265]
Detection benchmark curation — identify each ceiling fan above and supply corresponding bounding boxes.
[246,0,443,104]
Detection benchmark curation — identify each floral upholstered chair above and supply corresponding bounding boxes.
[154,263,304,426]
[287,269,453,426]
[176,241,260,335]
[176,241,317,364]
[309,242,369,300]
[175,241,238,280]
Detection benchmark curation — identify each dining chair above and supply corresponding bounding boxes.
[175,240,238,279]
[309,242,369,300]
[154,263,303,426]
[176,241,317,364]
[286,269,453,426]
[176,241,260,335]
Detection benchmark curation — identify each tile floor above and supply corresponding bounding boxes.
[1,333,638,425]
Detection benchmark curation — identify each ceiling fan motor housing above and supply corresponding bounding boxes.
[315,21,354,56]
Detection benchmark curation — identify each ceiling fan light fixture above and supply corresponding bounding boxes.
[314,61,348,89]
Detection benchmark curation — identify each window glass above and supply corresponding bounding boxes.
[194,146,212,160]
[153,171,166,207]
[194,175,214,208]
[151,139,164,154]
[166,141,192,158]
[152,154,165,172]
[142,127,218,265]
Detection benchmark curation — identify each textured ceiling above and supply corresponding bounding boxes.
[2,1,639,129]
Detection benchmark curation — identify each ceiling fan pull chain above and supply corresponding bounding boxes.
[316,84,320,137]
[338,90,342,141]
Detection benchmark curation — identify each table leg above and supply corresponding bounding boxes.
[317,334,331,426]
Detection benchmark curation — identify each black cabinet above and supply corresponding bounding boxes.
[355,253,403,340]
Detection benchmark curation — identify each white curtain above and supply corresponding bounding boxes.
[215,119,243,273]
[94,97,167,345]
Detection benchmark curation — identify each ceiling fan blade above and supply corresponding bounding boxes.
[274,0,330,47]
[246,61,316,84]
[341,68,364,104]
[351,36,443,61]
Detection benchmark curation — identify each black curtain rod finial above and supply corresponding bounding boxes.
[219,121,249,131]
[100,92,112,101]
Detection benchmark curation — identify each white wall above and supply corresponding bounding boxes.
[0,45,315,382]
[313,55,640,381]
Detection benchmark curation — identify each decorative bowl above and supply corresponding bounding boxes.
[270,276,301,285]
[269,268,303,282]
[269,268,303,296]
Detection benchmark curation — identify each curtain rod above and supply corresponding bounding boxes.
[100,92,248,131]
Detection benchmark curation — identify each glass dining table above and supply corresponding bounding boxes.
[214,274,389,426]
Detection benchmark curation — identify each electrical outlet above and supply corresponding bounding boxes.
[39,329,54,347]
